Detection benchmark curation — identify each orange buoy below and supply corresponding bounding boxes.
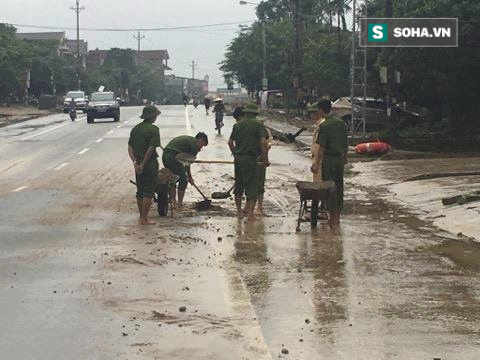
[355,141,391,155]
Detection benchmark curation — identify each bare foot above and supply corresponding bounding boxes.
[139,219,156,225]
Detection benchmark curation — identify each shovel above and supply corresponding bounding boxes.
[176,153,275,167]
[176,153,233,166]
[191,182,213,211]
[212,184,235,199]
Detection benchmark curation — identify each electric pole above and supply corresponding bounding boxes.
[385,0,396,145]
[189,60,199,97]
[261,21,268,91]
[71,0,84,89]
[134,32,145,52]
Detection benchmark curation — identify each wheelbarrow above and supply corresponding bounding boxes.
[295,181,336,231]
[130,168,179,217]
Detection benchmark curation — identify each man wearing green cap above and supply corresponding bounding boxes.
[228,103,270,220]
[162,132,209,210]
[128,105,161,225]
[311,99,348,226]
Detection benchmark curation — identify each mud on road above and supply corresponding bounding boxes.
[2,106,480,359]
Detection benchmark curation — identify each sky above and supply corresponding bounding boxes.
[2,0,258,89]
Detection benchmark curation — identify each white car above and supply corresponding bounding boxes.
[63,91,88,113]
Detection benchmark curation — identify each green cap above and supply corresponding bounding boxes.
[243,102,259,114]
[307,103,319,113]
[140,105,161,119]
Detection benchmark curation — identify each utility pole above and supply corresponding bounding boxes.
[189,60,198,97]
[71,0,84,89]
[261,21,268,91]
[134,32,145,52]
[385,0,396,145]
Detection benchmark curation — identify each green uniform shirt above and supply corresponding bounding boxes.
[164,135,199,156]
[230,116,268,157]
[316,114,348,156]
[128,121,161,160]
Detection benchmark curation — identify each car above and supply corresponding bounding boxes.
[63,91,88,113]
[86,92,120,124]
[332,97,421,132]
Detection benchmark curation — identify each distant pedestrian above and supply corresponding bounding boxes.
[311,99,348,225]
[128,105,162,225]
[204,96,212,115]
[228,103,270,220]
[213,98,225,130]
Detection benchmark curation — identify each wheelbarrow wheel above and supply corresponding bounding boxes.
[157,191,169,217]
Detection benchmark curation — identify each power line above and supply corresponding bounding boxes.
[10,20,255,32]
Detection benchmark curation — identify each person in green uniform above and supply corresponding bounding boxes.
[228,103,270,220]
[256,118,272,215]
[162,132,208,210]
[311,99,348,225]
[128,105,161,225]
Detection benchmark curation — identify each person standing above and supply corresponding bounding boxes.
[307,102,326,182]
[162,132,209,210]
[228,103,270,220]
[128,105,162,225]
[213,98,226,130]
[311,99,348,225]
[256,118,273,214]
[204,96,212,115]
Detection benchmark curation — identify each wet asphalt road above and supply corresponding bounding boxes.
[1,106,479,359]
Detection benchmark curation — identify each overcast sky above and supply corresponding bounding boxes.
[3,0,258,89]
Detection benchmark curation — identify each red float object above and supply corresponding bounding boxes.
[355,141,391,155]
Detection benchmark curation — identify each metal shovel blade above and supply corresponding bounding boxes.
[195,199,212,211]
[211,191,231,199]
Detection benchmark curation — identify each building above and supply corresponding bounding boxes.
[16,32,88,67]
[15,32,68,56]
[87,49,110,68]
[136,50,171,73]
[164,75,209,103]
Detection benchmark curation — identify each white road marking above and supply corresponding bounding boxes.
[117,125,122,128]
[107,130,114,135]
[12,186,29,192]
[77,148,90,155]
[96,138,104,143]
[20,123,69,141]
[184,106,193,135]
[54,162,69,171]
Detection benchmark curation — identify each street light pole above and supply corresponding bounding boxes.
[71,0,84,90]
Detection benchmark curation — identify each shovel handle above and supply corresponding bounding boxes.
[194,160,234,164]
[191,182,209,201]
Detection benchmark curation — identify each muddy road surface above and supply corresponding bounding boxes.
[1,106,479,359]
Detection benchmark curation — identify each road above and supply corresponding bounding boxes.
[1,105,479,359]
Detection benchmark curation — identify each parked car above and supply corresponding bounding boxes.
[63,91,88,113]
[86,92,120,124]
[332,97,421,132]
